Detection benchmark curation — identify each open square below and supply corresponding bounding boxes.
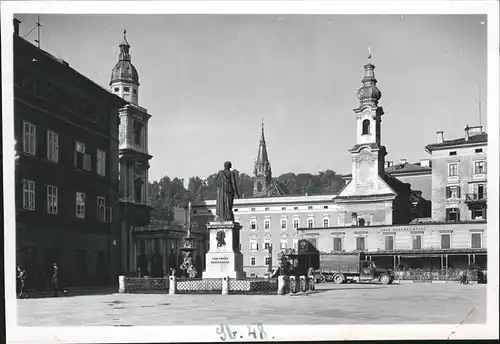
[17,283,486,326]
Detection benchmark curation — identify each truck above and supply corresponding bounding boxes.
[316,252,394,285]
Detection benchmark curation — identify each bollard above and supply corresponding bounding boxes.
[169,276,176,295]
[308,276,315,291]
[289,276,296,294]
[300,276,306,292]
[118,275,125,293]
[277,275,286,295]
[222,276,229,295]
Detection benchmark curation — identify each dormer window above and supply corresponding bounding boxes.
[362,119,370,135]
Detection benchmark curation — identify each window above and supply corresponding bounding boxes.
[293,207,298,210]
[23,180,35,211]
[47,131,58,162]
[446,208,459,222]
[356,237,365,251]
[323,218,329,228]
[133,121,143,147]
[250,257,256,266]
[114,87,119,92]
[412,234,422,249]
[193,221,199,229]
[234,209,238,212]
[471,233,482,249]
[265,257,271,265]
[333,237,342,251]
[308,206,313,210]
[133,89,137,95]
[307,218,314,228]
[251,208,256,212]
[281,207,286,211]
[324,205,328,209]
[475,148,483,153]
[97,149,106,176]
[338,213,346,225]
[76,192,85,218]
[362,119,370,135]
[448,163,458,177]
[124,87,130,92]
[75,141,91,171]
[441,234,451,249]
[385,235,394,250]
[280,241,287,249]
[446,186,461,199]
[293,219,299,229]
[472,208,486,220]
[449,151,457,156]
[250,242,258,250]
[474,161,486,174]
[23,121,36,155]
[250,220,256,230]
[264,242,271,250]
[264,220,270,230]
[47,185,58,214]
[264,207,269,211]
[97,196,106,221]
[281,219,287,229]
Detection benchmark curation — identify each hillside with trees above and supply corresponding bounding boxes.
[148,170,345,226]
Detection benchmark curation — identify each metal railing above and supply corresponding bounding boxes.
[228,278,278,294]
[176,278,222,294]
[465,193,487,202]
[123,277,169,293]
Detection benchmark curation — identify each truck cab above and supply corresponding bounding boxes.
[360,260,394,284]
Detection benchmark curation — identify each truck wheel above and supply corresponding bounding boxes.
[333,274,345,284]
[380,274,391,285]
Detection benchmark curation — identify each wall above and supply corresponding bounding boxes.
[430,144,487,222]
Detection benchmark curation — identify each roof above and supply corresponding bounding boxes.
[426,133,488,152]
[14,34,126,105]
[342,161,431,180]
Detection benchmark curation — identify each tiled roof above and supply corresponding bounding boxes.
[426,133,488,151]
[343,161,431,179]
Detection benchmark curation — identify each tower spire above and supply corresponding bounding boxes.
[253,121,272,196]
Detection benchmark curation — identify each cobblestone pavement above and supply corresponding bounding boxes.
[16,283,486,326]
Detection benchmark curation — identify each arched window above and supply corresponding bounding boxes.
[362,119,370,135]
[257,181,262,192]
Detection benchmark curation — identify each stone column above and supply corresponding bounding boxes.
[277,275,286,295]
[119,275,125,293]
[222,276,229,295]
[169,276,176,295]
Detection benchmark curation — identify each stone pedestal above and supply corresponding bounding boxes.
[202,221,246,279]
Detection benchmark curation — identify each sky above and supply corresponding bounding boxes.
[15,14,487,184]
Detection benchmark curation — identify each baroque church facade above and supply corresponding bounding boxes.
[192,54,487,277]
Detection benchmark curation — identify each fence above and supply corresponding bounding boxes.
[176,278,222,294]
[122,277,169,294]
[119,275,315,295]
[228,278,278,294]
[394,268,484,282]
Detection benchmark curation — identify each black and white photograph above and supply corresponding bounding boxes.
[2,1,499,343]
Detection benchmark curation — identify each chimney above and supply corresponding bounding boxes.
[436,131,444,144]
[465,125,483,141]
[400,158,407,165]
[13,18,21,36]
[420,159,430,168]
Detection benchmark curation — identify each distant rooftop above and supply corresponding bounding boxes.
[426,125,487,152]
[342,159,431,180]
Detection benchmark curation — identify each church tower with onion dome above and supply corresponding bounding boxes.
[111,30,153,275]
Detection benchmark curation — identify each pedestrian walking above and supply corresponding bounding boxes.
[17,266,28,298]
[459,269,469,285]
[52,263,68,297]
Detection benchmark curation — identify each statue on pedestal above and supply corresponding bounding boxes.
[215,161,240,222]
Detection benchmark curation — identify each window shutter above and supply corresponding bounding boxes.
[256,243,259,251]
[446,186,450,198]
[457,186,461,198]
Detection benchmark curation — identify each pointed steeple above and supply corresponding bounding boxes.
[119,29,131,62]
[256,118,269,165]
[253,120,272,197]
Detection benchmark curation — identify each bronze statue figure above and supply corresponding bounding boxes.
[216,230,226,248]
[215,161,240,221]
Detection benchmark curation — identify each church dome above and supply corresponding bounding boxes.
[357,83,381,102]
[356,60,382,106]
[109,30,140,86]
[110,60,139,85]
